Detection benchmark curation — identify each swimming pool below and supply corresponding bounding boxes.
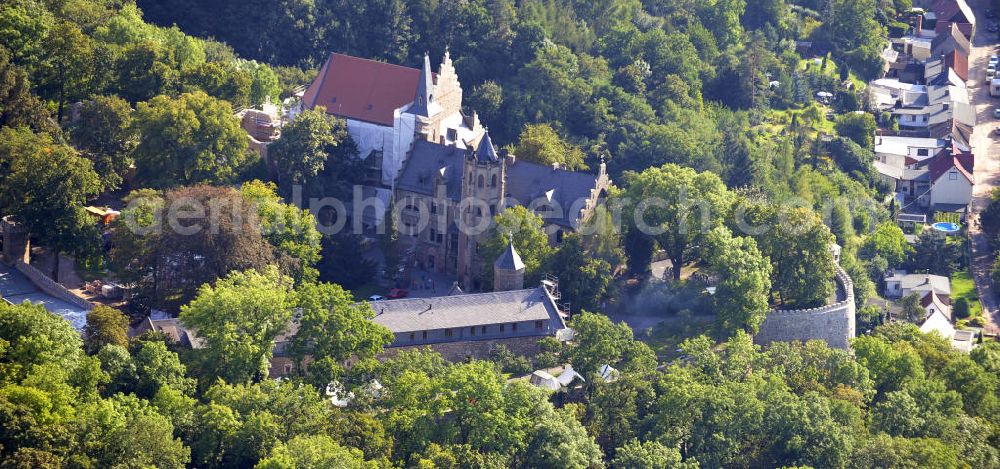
[931,222,961,233]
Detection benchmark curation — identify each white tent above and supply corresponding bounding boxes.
[530,370,561,391]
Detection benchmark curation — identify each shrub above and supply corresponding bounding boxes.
[489,345,533,375]
[953,298,971,319]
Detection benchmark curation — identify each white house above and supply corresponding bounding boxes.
[884,271,951,301]
[927,152,974,209]
[874,136,945,168]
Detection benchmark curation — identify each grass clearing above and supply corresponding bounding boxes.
[951,270,983,318]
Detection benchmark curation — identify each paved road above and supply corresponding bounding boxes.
[0,264,88,329]
[967,0,1000,334]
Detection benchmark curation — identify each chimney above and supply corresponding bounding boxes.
[506,153,516,166]
[916,13,923,34]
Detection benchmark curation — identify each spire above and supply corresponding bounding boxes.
[411,52,433,117]
[494,238,525,271]
[475,131,499,162]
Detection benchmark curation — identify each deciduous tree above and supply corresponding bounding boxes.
[180,267,297,383]
[70,95,137,191]
[83,306,129,355]
[290,281,393,388]
[704,227,772,335]
[621,163,733,282]
[133,91,249,188]
[514,123,588,170]
[0,126,102,279]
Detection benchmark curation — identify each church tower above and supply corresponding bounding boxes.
[493,240,525,292]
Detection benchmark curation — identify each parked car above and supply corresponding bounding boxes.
[994,127,1000,136]
[994,108,1000,119]
[386,288,409,299]
[368,294,385,302]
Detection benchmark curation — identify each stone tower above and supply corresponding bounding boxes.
[0,216,29,265]
[457,133,504,289]
[493,240,525,292]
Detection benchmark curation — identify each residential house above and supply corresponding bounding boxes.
[878,138,973,212]
[926,147,974,209]
[930,22,972,57]
[891,84,973,134]
[921,0,976,39]
[924,51,969,84]
[916,291,979,352]
[884,270,951,302]
[874,135,945,168]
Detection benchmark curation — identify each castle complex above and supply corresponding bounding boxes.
[298,52,611,289]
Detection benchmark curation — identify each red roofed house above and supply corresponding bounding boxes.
[924,0,976,39]
[943,49,968,82]
[927,145,973,209]
[296,51,485,200]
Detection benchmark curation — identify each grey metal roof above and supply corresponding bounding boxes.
[494,241,525,271]
[505,160,600,228]
[369,286,563,333]
[396,140,466,199]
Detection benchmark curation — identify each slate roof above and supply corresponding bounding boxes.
[931,23,971,57]
[302,53,423,126]
[475,132,499,163]
[409,54,435,117]
[505,160,601,228]
[396,140,466,199]
[494,241,525,271]
[369,286,564,333]
[924,56,967,86]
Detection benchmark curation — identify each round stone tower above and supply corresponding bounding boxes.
[493,240,525,292]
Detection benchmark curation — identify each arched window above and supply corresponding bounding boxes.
[478,175,484,188]
[491,174,497,187]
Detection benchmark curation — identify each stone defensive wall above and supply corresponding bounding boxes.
[380,335,545,362]
[755,267,856,349]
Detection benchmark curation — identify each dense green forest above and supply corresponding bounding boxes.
[3,0,999,467]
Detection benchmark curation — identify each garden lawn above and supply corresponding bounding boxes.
[951,270,983,318]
